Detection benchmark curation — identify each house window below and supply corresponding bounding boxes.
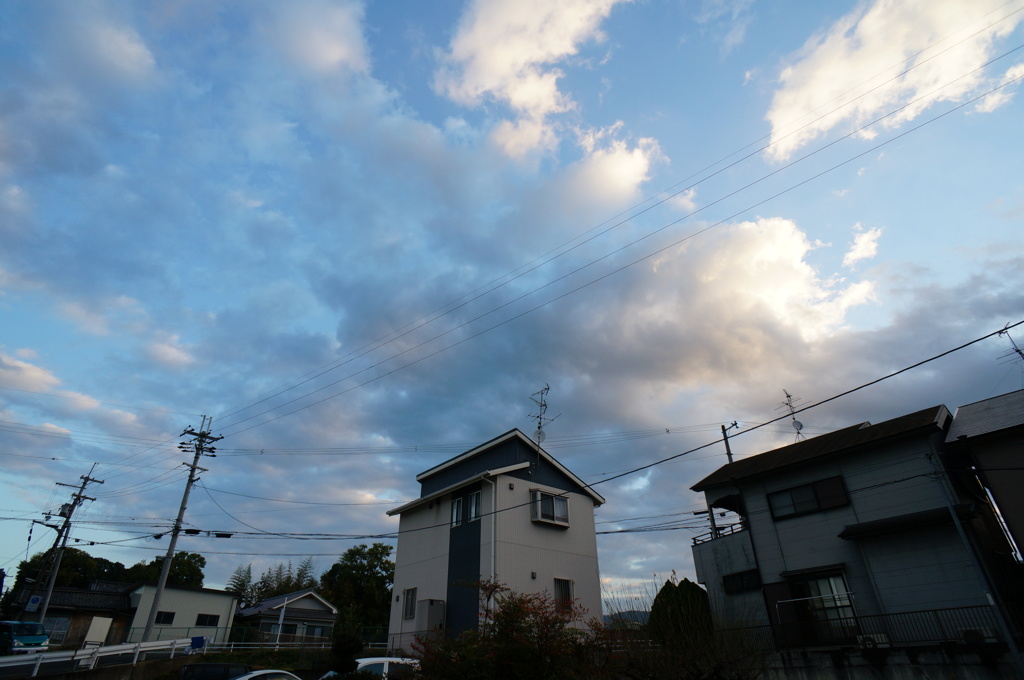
[403,588,417,619]
[195,614,220,627]
[451,497,463,526]
[154,611,175,625]
[468,490,481,521]
[722,569,761,594]
[770,570,857,646]
[531,490,569,526]
[553,578,574,612]
[768,476,849,519]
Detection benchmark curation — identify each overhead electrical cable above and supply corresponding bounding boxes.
[217,65,1024,437]
[210,7,1024,428]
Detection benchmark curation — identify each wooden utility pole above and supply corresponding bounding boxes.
[141,416,220,642]
[37,466,104,625]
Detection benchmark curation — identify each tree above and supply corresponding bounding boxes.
[622,575,763,679]
[414,580,612,680]
[319,543,394,632]
[125,552,206,588]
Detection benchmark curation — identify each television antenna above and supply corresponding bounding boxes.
[529,384,560,443]
[776,389,806,442]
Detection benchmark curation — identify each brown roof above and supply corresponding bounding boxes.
[691,405,950,491]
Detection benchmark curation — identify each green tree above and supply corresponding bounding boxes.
[414,580,612,680]
[125,552,206,587]
[319,543,394,631]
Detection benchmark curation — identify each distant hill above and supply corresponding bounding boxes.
[604,609,649,628]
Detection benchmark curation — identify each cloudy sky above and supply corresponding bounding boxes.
[2,0,1023,606]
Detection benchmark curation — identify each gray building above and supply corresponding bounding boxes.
[386,429,605,651]
[945,388,1024,557]
[690,404,1017,652]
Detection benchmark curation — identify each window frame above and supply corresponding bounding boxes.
[468,490,481,522]
[768,476,850,520]
[195,613,220,627]
[553,578,574,612]
[531,490,570,527]
[403,587,417,620]
[451,497,463,526]
[722,569,762,594]
[154,611,175,625]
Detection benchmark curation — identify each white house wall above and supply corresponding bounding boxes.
[388,499,451,650]
[491,476,602,623]
[129,586,237,642]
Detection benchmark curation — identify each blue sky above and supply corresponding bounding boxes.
[1,0,1023,604]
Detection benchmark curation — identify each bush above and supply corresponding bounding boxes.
[414,580,613,680]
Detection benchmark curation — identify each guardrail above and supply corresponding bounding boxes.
[0,638,197,678]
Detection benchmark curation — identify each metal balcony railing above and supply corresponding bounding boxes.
[718,605,1005,650]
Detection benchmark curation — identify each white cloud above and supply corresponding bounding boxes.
[974,62,1024,112]
[58,296,145,336]
[0,353,61,392]
[766,0,1024,161]
[562,136,662,205]
[265,0,369,75]
[843,224,883,268]
[145,333,196,369]
[436,0,625,156]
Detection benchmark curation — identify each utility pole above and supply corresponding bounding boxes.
[721,421,739,464]
[38,465,104,625]
[141,416,220,642]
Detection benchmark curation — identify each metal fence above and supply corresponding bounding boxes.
[717,605,1003,650]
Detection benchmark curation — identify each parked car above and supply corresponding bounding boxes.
[319,657,419,679]
[180,662,254,680]
[0,621,49,655]
[232,671,302,680]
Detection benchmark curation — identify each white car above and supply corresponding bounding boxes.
[233,671,303,680]
[319,657,419,679]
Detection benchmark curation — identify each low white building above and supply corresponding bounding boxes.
[126,583,237,642]
[387,429,605,651]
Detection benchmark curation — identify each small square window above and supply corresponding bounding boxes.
[531,490,569,526]
[195,614,220,627]
[154,611,175,625]
[553,578,574,612]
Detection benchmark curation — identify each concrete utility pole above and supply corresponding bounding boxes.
[38,465,104,625]
[141,416,220,642]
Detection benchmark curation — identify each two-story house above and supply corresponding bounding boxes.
[689,404,1017,657]
[386,429,605,651]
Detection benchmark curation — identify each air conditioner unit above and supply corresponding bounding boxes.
[857,633,890,648]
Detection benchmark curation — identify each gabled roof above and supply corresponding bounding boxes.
[237,588,337,618]
[389,429,604,515]
[692,405,950,491]
[945,388,1024,443]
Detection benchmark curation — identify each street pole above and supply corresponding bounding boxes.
[141,416,220,642]
[38,466,103,625]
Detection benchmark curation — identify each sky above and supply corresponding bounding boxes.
[1,0,1023,609]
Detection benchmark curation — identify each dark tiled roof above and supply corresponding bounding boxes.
[692,405,949,491]
[13,587,130,612]
[238,589,336,618]
[946,389,1024,442]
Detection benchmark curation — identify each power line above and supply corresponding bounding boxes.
[214,50,1024,437]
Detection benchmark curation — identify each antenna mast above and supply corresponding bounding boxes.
[529,384,559,443]
[778,389,806,442]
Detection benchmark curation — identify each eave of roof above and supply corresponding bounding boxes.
[691,405,950,491]
[395,429,604,512]
[387,462,531,516]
